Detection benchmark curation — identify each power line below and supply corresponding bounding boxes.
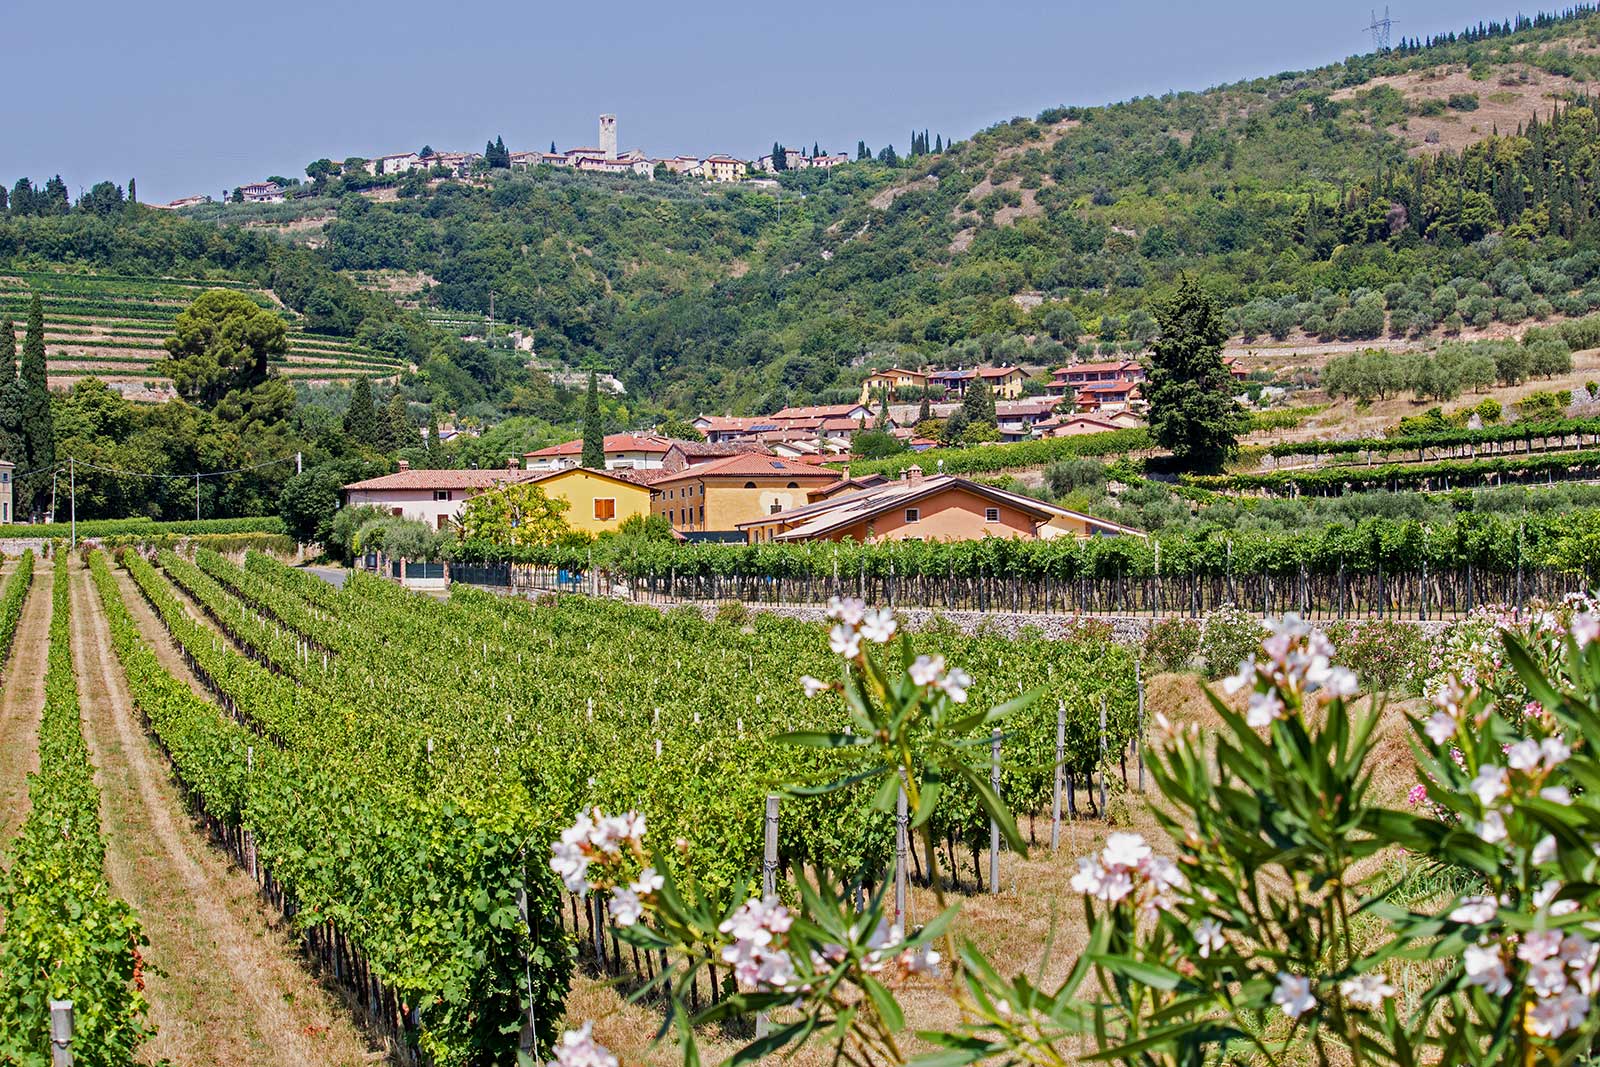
[1364,6,1396,52]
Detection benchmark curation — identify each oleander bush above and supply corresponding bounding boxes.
[1142,615,1202,672]
[1198,602,1265,678]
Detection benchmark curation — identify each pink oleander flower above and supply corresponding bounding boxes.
[554,1022,618,1067]
[1271,973,1316,1019]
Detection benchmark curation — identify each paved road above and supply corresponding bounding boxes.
[303,566,349,589]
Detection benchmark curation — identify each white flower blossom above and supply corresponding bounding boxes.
[859,607,897,644]
[1450,896,1498,925]
[828,623,862,659]
[1470,765,1509,806]
[1521,929,1565,964]
[1527,988,1590,1038]
[1102,832,1153,869]
[1570,612,1600,649]
[1271,973,1316,1019]
[631,868,664,895]
[1541,786,1573,805]
[1507,739,1543,772]
[1477,809,1507,844]
[1533,835,1559,866]
[1246,688,1285,728]
[1324,666,1359,699]
[909,654,944,686]
[939,666,972,703]
[1339,972,1395,1010]
[801,675,830,698]
[1528,958,1569,997]
[551,841,590,893]
[610,886,643,927]
[1424,710,1459,745]
[1194,918,1226,958]
[825,596,867,626]
[554,1023,618,1067]
[1542,736,1572,769]
[1464,942,1512,996]
[901,942,941,977]
[1222,659,1256,696]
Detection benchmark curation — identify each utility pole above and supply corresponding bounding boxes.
[488,290,496,337]
[296,451,303,475]
[196,473,201,521]
[69,457,76,549]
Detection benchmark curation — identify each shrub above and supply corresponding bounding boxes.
[1143,616,1201,672]
[1198,603,1265,679]
[1322,619,1427,695]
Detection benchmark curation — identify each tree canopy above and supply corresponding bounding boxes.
[163,289,288,408]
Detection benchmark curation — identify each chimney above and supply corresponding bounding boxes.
[397,459,411,472]
[907,464,924,484]
[506,456,520,471]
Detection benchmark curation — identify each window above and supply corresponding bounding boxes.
[391,507,403,517]
[904,508,920,524]
[594,498,616,521]
[787,482,798,488]
[436,515,450,531]
[985,507,1000,523]
[698,505,704,523]
[744,481,757,489]
[771,501,783,514]
[433,490,452,501]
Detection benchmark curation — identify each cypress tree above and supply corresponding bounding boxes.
[426,407,439,456]
[19,294,52,488]
[581,371,605,468]
[917,395,931,425]
[383,391,411,452]
[343,377,379,446]
[876,391,890,428]
[1144,275,1247,473]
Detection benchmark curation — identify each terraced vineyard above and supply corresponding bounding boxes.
[0,271,409,398]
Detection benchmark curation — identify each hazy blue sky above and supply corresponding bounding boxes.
[9,0,1516,202]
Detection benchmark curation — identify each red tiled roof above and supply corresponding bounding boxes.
[342,468,533,491]
[768,404,868,420]
[649,454,839,486]
[525,433,676,458]
[977,365,1024,378]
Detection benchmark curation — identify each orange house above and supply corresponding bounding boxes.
[738,468,1143,544]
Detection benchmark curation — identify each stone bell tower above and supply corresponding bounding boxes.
[599,114,617,160]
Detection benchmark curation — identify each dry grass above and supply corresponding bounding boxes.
[572,672,1439,1066]
[1332,63,1569,156]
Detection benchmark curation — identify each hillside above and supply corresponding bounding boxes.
[10,6,1600,424]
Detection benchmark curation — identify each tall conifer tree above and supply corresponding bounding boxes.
[581,371,605,468]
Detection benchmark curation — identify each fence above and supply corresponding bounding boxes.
[451,563,1587,620]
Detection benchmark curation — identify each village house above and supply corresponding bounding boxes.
[374,152,424,175]
[659,439,771,472]
[994,397,1065,441]
[701,156,747,182]
[650,454,838,536]
[1074,381,1144,415]
[1033,411,1144,438]
[691,415,765,443]
[1048,360,1145,396]
[524,467,652,535]
[858,368,929,405]
[523,433,677,472]
[238,181,285,204]
[926,366,1026,399]
[341,462,533,531]
[738,467,1145,544]
[0,460,12,523]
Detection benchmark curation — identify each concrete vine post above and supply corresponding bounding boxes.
[989,728,1001,896]
[1051,701,1065,850]
[757,793,780,1039]
[894,783,908,921]
[49,1000,73,1067]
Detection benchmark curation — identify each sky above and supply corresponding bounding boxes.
[7,0,1521,203]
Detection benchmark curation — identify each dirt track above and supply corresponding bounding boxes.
[0,561,50,856]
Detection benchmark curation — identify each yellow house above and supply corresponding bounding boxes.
[858,368,929,406]
[977,366,1027,399]
[650,454,839,533]
[527,467,652,535]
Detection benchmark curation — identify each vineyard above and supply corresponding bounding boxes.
[0,271,407,395]
[0,542,1152,1063]
[1,536,1594,1063]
